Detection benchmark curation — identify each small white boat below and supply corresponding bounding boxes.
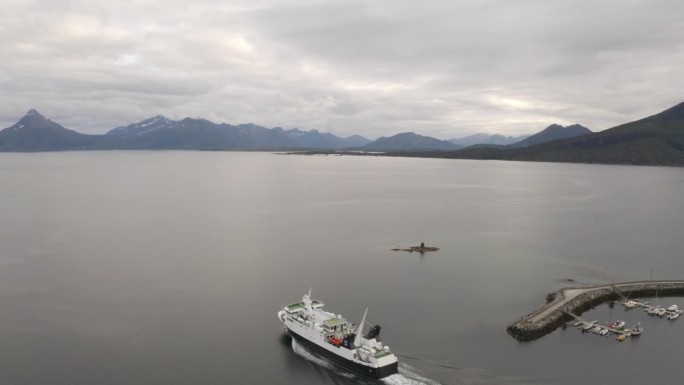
[599,329,609,336]
[630,323,643,336]
[623,300,638,309]
[657,308,668,317]
[610,320,626,330]
[667,305,679,312]
[668,312,680,320]
[592,326,602,334]
[582,321,597,331]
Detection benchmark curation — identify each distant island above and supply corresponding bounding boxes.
[1,101,683,166]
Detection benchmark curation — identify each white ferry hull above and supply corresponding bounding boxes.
[286,327,399,379]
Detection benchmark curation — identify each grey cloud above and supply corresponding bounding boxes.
[0,0,683,138]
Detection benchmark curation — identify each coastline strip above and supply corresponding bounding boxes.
[507,280,684,341]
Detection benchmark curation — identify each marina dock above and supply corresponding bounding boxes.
[566,313,635,340]
[507,280,684,341]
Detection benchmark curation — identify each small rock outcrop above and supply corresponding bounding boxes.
[391,242,439,253]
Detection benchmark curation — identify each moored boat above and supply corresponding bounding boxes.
[623,300,639,309]
[582,321,597,331]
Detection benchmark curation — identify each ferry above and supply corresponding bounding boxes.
[278,289,399,379]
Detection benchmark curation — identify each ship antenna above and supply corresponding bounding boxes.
[354,307,368,347]
[303,287,314,311]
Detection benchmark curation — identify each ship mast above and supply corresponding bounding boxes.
[354,307,368,347]
[303,287,313,311]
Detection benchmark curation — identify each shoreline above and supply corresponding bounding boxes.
[507,280,684,341]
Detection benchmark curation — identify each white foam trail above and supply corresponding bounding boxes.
[291,339,442,385]
[382,363,442,385]
[290,338,355,379]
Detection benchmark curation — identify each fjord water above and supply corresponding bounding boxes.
[1,151,684,385]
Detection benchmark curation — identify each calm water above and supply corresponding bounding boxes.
[1,151,684,385]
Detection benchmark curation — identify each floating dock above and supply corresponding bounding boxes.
[507,280,684,341]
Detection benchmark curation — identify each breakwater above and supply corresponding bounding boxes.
[507,280,684,341]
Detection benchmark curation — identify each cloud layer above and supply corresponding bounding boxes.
[1,0,683,138]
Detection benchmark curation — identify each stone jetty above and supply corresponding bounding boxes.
[507,280,684,341]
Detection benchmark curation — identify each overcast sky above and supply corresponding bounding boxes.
[1,0,682,138]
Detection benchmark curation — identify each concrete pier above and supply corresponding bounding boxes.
[507,280,684,341]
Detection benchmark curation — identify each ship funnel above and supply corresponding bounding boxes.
[354,307,368,347]
[365,324,381,340]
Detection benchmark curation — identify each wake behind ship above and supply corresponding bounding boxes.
[278,290,399,379]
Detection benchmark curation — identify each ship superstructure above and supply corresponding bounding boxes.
[278,289,399,379]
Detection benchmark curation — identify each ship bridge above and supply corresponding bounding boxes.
[323,317,347,332]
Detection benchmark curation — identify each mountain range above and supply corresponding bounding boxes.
[418,102,684,166]
[0,110,591,153]
[449,133,529,147]
[508,124,592,148]
[361,132,463,151]
[284,128,371,149]
[2,102,683,166]
[0,112,371,151]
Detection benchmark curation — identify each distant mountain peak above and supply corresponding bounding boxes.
[0,109,95,151]
[449,132,530,147]
[541,123,585,132]
[145,115,171,124]
[510,123,592,148]
[12,108,52,130]
[106,115,178,138]
[646,101,684,122]
[284,127,370,149]
[19,109,50,123]
[362,131,462,151]
[145,115,170,123]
